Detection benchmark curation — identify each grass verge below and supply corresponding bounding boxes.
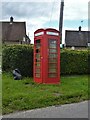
[2,72,88,114]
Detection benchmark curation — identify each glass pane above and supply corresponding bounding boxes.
[47,32,59,36]
[36,54,40,59]
[49,44,56,48]
[49,58,57,63]
[35,63,40,67]
[49,54,57,58]
[48,73,57,78]
[35,32,44,36]
[49,68,57,73]
[36,59,40,62]
[35,39,41,77]
[49,49,57,53]
[48,39,57,78]
[36,49,40,53]
[36,40,40,49]
[36,39,40,43]
[49,39,57,48]
[36,73,40,77]
[49,39,57,44]
[36,45,40,49]
[36,68,40,73]
[49,63,57,68]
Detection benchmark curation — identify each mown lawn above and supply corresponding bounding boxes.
[2,72,88,115]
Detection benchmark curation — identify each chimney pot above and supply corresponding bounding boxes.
[10,16,13,23]
[79,26,81,31]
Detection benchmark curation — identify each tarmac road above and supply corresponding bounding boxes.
[3,101,89,118]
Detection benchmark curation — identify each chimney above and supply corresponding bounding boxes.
[10,16,13,24]
[79,26,81,32]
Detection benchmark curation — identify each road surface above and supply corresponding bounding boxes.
[2,101,89,118]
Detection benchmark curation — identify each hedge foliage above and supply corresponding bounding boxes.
[2,45,89,77]
[60,49,88,75]
[2,45,33,77]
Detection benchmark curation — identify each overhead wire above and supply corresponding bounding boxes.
[49,0,56,27]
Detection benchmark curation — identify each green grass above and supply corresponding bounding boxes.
[2,72,88,115]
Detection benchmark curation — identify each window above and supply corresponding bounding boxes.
[35,39,41,77]
[88,43,90,47]
[49,49,57,53]
[49,39,57,48]
[35,32,44,36]
[36,40,40,49]
[48,39,57,78]
[48,73,57,78]
[47,32,59,36]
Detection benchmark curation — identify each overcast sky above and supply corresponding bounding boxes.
[0,0,89,43]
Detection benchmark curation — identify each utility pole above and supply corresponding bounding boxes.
[59,0,64,44]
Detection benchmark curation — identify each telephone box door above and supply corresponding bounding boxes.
[34,38,43,83]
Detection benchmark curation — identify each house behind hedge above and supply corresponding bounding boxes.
[65,26,90,49]
[0,17,31,44]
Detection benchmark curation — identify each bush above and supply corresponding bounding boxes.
[2,45,89,76]
[60,49,88,75]
[2,45,33,77]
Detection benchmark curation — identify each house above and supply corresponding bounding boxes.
[65,26,90,49]
[0,17,31,44]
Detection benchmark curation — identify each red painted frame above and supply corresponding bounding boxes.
[34,28,60,84]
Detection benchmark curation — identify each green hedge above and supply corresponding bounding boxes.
[2,45,33,77]
[2,45,88,76]
[60,49,88,75]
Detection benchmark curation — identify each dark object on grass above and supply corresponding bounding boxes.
[13,69,22,80]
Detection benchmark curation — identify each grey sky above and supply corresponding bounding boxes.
[0,0,89,43]
[2,2,57,21]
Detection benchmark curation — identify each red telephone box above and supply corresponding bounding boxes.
[34,28,60,84]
